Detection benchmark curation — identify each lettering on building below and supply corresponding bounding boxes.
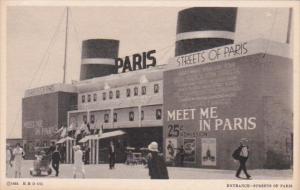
[116,50,156,73]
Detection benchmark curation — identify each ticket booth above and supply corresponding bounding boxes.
[56,136,75,164]
[79,130,127,164]
[79,135,99,164]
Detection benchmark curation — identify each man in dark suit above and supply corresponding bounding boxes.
[52,145,61,177]
[108,141,116,169]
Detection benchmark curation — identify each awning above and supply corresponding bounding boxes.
[56,136,74,144]
[78,130,126,143]
[96,130,126,140]
[78,135,97,143]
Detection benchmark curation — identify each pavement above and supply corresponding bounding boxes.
[6,160,292,179]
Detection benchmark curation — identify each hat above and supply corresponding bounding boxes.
[240,138,249,142]
[73,145,78,151]
[148,141,158,152]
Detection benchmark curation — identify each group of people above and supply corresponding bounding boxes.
[6,138,252,179]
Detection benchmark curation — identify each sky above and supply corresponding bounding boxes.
[6,6,292,138]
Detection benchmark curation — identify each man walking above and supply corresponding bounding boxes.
[84,146,90,165]
[108,141,116,169]
[52,145,61,177]
[235,138,251,179]
[47,142,56,157]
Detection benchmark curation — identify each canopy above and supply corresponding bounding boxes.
[78,130,126,143]
[56,136,74,144]
[96,130,126,140]
[78,135,97,143]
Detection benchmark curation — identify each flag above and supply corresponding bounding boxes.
[67,123,75,131]
[56,126,67,138]
[85,123,91,135]
[98,124,103,136]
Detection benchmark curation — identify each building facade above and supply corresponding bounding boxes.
[21,7,293,169]
[22,84,77,159]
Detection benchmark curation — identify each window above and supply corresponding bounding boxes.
[129,111,134,121]
[142,86,146,95]
[116,90,120,99]
[156,109,162,120]
[141,110,144,120]
[126,88,131,97]
[113,113,118,122]
[109,91,113,99]
[82,95,85,103]
[154,84,159,93]
[134,87,138,96]
[104,113,109,123]
[102,92,106,100]
[83,115,87,123]
[90,114,95,124]
[87,94,91,102]
[93,94,97,102]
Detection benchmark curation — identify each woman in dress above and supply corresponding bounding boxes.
[12,143,25,178]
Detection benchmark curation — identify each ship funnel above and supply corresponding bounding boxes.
[80,39,119,80]
[175,7,237,56]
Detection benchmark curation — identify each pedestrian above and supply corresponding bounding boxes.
[234,138,252,179]
[6,145,13,167]
[12,143,25,178]
[47,141,56,156]
[147,141,169,179]
[60,144,66,163]
[108,141,116,169]
[47,141,56,172]
[52,145,61,177]
[84,146,90,165]
[178,145,185,167]
[6,145,12,176]
[73,145,85,178]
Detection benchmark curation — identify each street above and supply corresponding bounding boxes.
[6,160,292,179]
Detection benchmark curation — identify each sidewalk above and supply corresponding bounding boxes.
[6,160,292,179]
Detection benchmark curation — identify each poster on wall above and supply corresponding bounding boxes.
[183,138,196,162]
[201,138,217,166]
[165,138,177,163]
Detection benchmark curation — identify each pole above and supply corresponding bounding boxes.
[286,8,292,44]
[63,7,69,84]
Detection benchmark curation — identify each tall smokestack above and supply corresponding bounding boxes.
[80,39,119,80]
[175,7,237,56]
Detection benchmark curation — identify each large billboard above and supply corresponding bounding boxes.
[22,92,77,142]
[163,41,293,169]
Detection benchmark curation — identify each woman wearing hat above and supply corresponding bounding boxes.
[73,145,86,178]
[147,142,169,179]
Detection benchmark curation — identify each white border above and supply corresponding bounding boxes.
[0,1,299,190]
